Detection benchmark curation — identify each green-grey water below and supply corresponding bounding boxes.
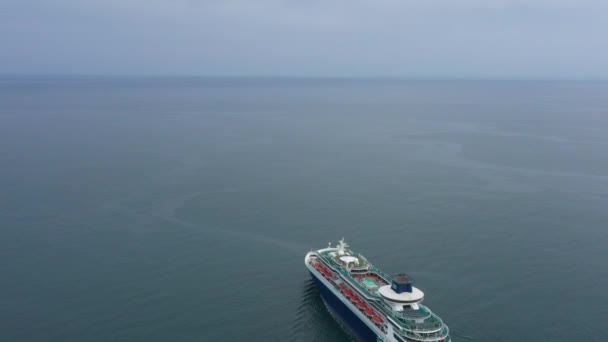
[1,77,607,341]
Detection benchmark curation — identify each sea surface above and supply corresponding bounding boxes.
[1,77,607,341]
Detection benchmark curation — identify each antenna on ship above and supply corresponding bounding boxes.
[337,238,349,255]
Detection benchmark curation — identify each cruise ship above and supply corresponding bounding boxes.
[305,239,450,342]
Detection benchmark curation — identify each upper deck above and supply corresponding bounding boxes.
[311,240,450,341]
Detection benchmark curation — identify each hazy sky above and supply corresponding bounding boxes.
[1,0,607,78]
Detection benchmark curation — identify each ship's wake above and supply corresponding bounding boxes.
[290,278,358,342]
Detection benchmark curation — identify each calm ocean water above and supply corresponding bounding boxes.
[1,77,607,341]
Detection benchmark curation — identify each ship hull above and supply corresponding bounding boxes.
[309,271,379,342]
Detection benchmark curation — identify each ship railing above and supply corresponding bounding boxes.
[338,268,378,298]
[400,307,432,320]
[370,267,393,283]
[375,302,444,332]
[318,253,341,269]
[395,325,449,341]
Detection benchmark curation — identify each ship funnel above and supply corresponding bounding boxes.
[391,274,413,294]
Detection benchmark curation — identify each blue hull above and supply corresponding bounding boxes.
[310,272,378,342]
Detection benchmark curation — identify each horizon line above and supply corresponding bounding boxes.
[0,73,606,82]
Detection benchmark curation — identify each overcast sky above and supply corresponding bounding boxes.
[1,0,607,78]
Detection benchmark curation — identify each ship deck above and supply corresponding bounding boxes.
[311,248,450,341]
[352,273,388,292]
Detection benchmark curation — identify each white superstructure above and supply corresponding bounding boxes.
[305,239,450,342]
